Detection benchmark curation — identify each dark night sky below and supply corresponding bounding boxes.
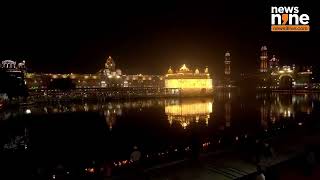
[0,1,319,79]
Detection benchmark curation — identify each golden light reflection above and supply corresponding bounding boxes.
[165,99,213,129]
[104,110,117,130]
[225,101,231,127]
[258,93,315,128]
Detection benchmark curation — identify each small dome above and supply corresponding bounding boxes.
[204,67,209,74]
[168,66,173,74]
[116,69,122,75]
[105,56,115,71]
[261,46,267,51]
[179,64,190,72]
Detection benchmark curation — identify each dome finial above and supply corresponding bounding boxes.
[179,64,189,72]
[168,66,173,74]
[204,66,209,74]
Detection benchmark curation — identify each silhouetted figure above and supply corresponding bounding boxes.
[304,145,316,176]
[130,146,141,163]
[263,143,274,161]
[254,139,262,164]
[191,131,201,160]
[130,145,142,175]
[101,159,113,178]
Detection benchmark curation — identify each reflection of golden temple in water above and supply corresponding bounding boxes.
[103,109,118,130]
[4,100,164,129]
[165,99,213,129]
[2,93,319,132]
[225,100,231,128]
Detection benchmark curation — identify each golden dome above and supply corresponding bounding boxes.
[179,64,190,72]
[168,66,173,74]
[204,67,209,74]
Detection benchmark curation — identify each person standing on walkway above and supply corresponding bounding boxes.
[130,146,142,169]
[263,142,274,166]
[131,146,141,163]
[130,146,142,177]
[264,143,274,158]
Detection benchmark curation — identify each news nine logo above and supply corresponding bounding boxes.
[271,6,310,32]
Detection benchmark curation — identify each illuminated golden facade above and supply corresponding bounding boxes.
[165,64,213,96]
[16,59,213,93]
[165,98,213,129]
[23,56,164,90]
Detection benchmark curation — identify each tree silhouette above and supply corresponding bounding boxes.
[0,70,29,100]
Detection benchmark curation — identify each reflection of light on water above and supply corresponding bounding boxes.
[104,110,118,130]
[166,101,212,115]
[84,103,89,112]
[71,106,77,112]
[85,167,95,173]
[270,116,276,124]
[182,122,188,128]
[43,107,48,113]
[116,109,122,116]
[202,142,210,148]
[280,108,293,118]
[195,116,199,123]
[225,101,231,127]
[165,99,213,129]
[283,110,291,117]
[260,93,316,129]
[25,109,31,114]
[307,109,311,115]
